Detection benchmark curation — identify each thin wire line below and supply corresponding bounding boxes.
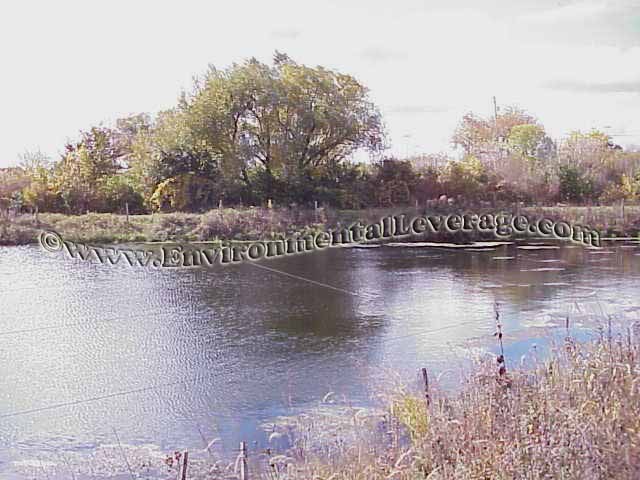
[0,240,629,296]
[0,262,372,338]
[0,251,602,416]
[0,314,501,420]
[0,378,192,420]
[0,260,374,338]
[0,280,193,297]
[0,307,189,337]
[247,261,377,300]
[0,255,606,419]
[0,371,255,421]
[0,316,126,337]
[1,311,492,386]
[0,315,584,422]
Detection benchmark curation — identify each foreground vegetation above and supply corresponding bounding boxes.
[15,329,639,479]
[163,328,640,480]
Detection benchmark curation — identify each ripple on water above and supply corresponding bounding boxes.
[2,241,640,474]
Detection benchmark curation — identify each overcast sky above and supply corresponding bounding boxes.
[1,0,639,167]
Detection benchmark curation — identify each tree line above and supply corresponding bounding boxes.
[2,52,640,215]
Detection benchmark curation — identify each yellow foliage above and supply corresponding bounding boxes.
[150,174,217,212]
[391,395,429,443]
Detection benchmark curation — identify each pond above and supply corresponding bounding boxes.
[1,240,639,477]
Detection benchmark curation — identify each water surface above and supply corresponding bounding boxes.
[1,240,639,477]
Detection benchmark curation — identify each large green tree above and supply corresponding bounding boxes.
[138,52,385,209]
[55,126,128,213]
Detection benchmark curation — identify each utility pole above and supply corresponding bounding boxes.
[493,96,500,168]
[239,442,248,480]
[403,134,412,159]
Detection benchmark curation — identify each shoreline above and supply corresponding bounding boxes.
[1,205,638,247]
[7,331,639,480]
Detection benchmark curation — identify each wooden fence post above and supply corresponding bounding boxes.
[125,202,129,223]
[421,367,430,407]
[178,450,188,480]
[239,441,248,480]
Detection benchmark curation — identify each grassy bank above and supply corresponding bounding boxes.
[522,204,640,238]
[0,207,436,246]
[1,205,639,246]
[163,330,640,480]
[0,209,328,246]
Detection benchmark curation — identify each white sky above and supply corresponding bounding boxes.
[1,0,640,167]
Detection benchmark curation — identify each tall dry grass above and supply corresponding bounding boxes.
[523,205,640,237]
[3,204,639,245]
[0,208,330,245]
[172,327,640,480]
[12,322,640,479]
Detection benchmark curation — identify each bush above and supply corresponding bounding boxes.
[558,165,595,203]
[98,174,145,214]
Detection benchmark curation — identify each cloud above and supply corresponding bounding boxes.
[269,27,301,40]
[543,79,640,93]
[515,0,640,48]
[359,46,408,62]
[387,104,449,114]
[524,0,607,23]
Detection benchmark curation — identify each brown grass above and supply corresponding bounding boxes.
[185,330,640,480]
[3,204,638,245]
[0,208,330,245]
[523,205,640,237]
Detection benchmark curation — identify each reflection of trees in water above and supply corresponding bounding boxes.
[336,241,640,313]
[187,248,384,356]
[181,241,640,371]
[175,248,384,414]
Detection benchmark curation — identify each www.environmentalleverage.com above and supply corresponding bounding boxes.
[39,212,601,269]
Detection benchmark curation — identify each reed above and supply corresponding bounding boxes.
[231,324,640,480]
